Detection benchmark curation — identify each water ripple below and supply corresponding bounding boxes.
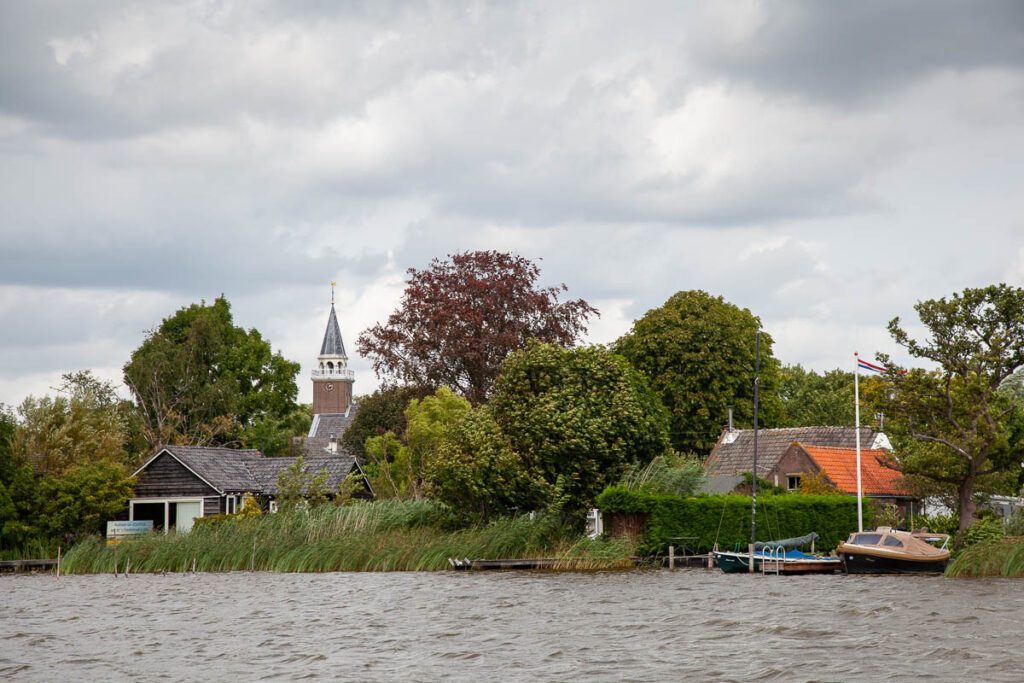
[3,570,1024,680]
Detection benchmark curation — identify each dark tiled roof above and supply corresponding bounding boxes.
[162,445,263,492]
[146,445,362,496]
[320,304,347,356]
[705,426,887,478]
[308,407,359,439]
[247,453,360,495]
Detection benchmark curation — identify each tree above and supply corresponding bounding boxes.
[124,296,300,449]
[615,290,782,455]
[341,385,435,459]
[356,251,598,404]
[363,387,473,500]
[36,461,134,544]
[15,371,127,477]
[424,404,551,524]
[489,342,672,520]
[275,456,329,508]
[778,365,857,428]
[876,284,1024,544]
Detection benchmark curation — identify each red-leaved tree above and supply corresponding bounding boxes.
[357,251,598,404]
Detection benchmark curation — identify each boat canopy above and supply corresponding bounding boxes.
[754,532,819,550]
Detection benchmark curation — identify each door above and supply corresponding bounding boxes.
[175,501,202,533]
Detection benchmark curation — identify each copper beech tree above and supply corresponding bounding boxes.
[356,251,598,404]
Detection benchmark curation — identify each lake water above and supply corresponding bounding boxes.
[3,569,1023,681]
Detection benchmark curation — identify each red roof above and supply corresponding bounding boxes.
[800,444,906,496]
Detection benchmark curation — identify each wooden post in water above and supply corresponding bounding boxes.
[125,556,130,576]
[192,556,196,573]
[56,546,61,579]
[113,538,118,577]
[251,537,256,572]
[668,544,675,571]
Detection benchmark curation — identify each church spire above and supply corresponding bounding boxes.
[320,303,347,357]
[312,285,354,415]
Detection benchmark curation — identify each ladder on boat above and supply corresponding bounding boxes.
[761,546,783,575]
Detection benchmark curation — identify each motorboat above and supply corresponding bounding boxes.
[837,527,951,575]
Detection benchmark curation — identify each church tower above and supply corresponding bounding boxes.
[311,291,354,416]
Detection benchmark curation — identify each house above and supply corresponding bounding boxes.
[704,425,892,486]
[127,293,371,532]
[129,445,372,531]
[777,443,909,504]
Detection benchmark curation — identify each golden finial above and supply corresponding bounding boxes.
[331,281,336,306]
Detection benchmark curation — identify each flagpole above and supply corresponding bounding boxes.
[854,351,863,533]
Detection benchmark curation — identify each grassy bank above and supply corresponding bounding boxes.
[60,500,633,574]
[946,538,1024,578]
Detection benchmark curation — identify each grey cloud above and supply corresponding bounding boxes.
[686,1,1024,104]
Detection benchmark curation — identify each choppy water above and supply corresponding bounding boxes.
[2,569,1023,681]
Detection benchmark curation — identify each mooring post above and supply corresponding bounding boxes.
[668,545,675,571]
[192,556,196,573]
[113,539,118,577]
[56,546,61,579]
[251,537,256,572]
[125,556,130,576]
[748,543,755,574]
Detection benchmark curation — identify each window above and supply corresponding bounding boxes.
[852,534,883,545]
[787,475,801,490]
[882,536,904,548]
[269,500,279,513]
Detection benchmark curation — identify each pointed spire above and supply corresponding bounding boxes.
[320,304,347,357]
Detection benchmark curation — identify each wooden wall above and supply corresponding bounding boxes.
[134,452,219,498]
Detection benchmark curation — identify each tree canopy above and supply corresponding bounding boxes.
[356,251,597,404]
[874,284,1024,544]
[489,342,672,518]
[778,365,856,428]
[123,296,300,450]
[615,290,782,455]
[341,385,435,459]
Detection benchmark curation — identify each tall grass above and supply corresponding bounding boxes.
[946,538,1024,578]
[60,499,633,574]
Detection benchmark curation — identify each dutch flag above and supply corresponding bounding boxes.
[857,357,907,375]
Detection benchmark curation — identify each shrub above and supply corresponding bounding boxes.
[596,487,861,555]
[964,517,1004,546]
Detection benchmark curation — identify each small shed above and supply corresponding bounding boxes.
[130,445,372,532]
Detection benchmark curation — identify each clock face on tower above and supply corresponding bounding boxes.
[325,383,334,392]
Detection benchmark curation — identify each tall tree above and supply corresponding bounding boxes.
[15,371,127,477]
[876,284,1024,543]
[615,290,782,455]
[356,251,598,404]
[489,342,672,519]
[124,296,300,449]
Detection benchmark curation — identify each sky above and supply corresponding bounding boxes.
[2,0,1024,408]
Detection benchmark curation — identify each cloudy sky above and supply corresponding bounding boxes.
[2,0,1024,407]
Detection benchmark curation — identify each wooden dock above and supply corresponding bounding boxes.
[0,558,57,572]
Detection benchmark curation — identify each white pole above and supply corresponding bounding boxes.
[854,351,863,533]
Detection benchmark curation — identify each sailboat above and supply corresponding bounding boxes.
[711,331,841,575]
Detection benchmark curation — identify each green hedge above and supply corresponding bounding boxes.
[596,486,864,556]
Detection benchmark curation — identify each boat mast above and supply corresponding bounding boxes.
[749,330,760,572]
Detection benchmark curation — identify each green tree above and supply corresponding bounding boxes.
[341,385,435,459]
[778,365,857,427]
[363,387,472,500]
[490,342,672,520]
[615,290,782,455]
[876,284,1024,544]
[425,405,551,524]
[37,461,133,544]
[124,296,300,449]
[15,371,127,476]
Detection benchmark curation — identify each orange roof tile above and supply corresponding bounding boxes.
[800,444,906,496]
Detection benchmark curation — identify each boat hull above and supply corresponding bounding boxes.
[840,551,948,575]
[713,551,842,575]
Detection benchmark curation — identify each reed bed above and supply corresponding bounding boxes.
[946,537,1024,578]
[60,500,633,574]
